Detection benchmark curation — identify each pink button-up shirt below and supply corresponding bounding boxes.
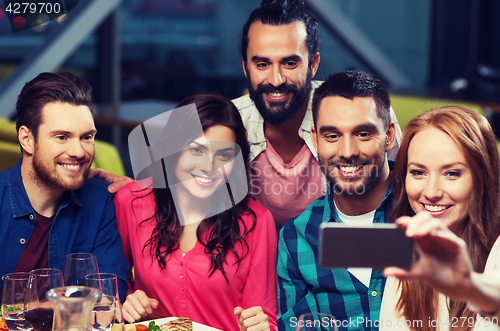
[115,181,278,330]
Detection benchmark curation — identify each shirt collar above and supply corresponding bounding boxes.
[298,80,322,137]
[9,159,83,219]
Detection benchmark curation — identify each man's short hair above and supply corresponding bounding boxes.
[240,0,319,66]
[16,72,93,142]
[312,70,391,128]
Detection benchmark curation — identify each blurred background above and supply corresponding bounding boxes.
[0,0,499,176]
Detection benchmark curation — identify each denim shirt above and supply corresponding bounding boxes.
[0,160,129,301]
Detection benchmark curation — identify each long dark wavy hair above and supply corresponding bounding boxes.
[390,106,500,331]
[138,94,256,281]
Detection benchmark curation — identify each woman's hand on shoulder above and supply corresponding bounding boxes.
[234,306,270,331]
[122,290,159,323]
[87,168,134,194]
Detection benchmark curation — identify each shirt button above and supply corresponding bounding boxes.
[180,262,183,266]
[20,238,26,245]
[181,287,184,292]
[29,214,34,220]
[180,275,184,280]
[371,290,377,297]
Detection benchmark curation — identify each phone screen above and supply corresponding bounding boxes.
[319,222,413,270]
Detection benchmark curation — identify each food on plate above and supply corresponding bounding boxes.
[0,318,7,331]
[135,325,148,331]
[146,321,160,331]
[112,324,135,331]
[160,317,192,331]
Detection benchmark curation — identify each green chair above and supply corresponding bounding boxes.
[389,95,500,154]
[390,94,484,130]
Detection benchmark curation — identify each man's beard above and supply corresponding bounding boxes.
[321,152,386,196]
[33,151,89,192]
[247,68,313,126]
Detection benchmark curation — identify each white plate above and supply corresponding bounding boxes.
[137,317,222,331]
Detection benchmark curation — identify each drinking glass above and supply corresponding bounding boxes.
[85,273,121,331]
[24,268,64,331]
[2,272,32,331]
[296,313,338,331]
[63,253,99,286]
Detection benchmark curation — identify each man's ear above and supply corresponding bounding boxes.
[241,58,248,78]
[18,125,34,155]
[310,52,320,79]
[311,124,318,153]
[385,121,396,152]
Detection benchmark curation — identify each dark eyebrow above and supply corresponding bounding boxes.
[318,123,379,135]
[192,141,208,150]
[282,55,302,63]
[318,125,338,135]
[50,130,97,136]
[251,55,270,63]
[50,130,72,135]
[354,123,378,132]
[216,147,236,153]
[251,54,302,63]
[84,129,98,136]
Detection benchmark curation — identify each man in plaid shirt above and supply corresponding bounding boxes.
[277,71,397,330]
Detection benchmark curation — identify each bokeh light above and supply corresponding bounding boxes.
[13,16,25,29]
[37,13,50,24]
[56,14,67,23]
[32,13,50,32]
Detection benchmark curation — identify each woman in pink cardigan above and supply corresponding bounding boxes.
[115,94,278,331]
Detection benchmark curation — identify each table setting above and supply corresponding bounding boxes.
[1,253,222,331]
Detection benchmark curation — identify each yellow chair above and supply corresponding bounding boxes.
[92,140,126,176]
[0,140,23,172]
[0,117,18,143]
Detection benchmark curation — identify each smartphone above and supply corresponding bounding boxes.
[319,222,413,270]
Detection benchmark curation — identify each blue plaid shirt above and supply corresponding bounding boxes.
[277,183,394,331]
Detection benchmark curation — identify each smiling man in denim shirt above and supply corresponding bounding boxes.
[0,72,129,301]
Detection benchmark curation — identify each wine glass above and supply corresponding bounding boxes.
[24,268,64,331]
[63,253,99,286]
[85,273,121,331]
[296,313,338,331]
[2,272,32,331]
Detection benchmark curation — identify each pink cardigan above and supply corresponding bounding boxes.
[115,181,278,330]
